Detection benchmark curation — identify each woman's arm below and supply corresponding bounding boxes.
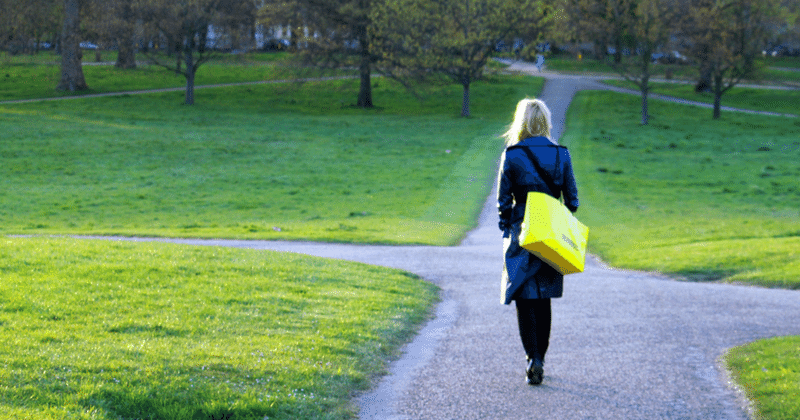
[562,148,579,213]
[497,151,514,234]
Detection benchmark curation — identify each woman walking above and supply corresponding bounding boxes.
[497,98,579,385]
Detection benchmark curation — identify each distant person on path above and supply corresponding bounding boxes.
[534,54,545,72]
[497,98,579,385]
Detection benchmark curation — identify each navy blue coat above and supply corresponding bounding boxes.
[497,136,579,304]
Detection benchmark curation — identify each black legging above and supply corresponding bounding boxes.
[515,298,551,364]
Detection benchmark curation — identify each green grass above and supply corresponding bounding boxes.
[761,67,800,85]
[542,53,698,79]
[540,54,616,74]
[762,56,800,70]
[562,90,800,289]
[0,236,438,419]
[603,79,800,116]
[0,63,543,417]
[0,52,343,101]
[4,51,798,417]
[563,89,800,415]
[544,53,800,85]
[723,336,800,420]
[0,75,542,245]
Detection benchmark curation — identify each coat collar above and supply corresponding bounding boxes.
[510,136,559,149]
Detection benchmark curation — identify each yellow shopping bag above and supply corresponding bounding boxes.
[519,192,589,275]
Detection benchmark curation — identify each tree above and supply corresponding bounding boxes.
[785,0,800,46]
[81,0,137,66]
[607,0,675,125]
[257,0,304,52]
[262,0,383,108]
[101,0,140,69]
[140,0,255,105]
[681,0,781,119]
[57,0,88,91]
[113,3,138,70]
[0,0,61,55]
[374,0,552,117]
[765,0,800,56]
[559,0,627,61]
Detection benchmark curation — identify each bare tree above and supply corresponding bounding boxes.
[608,0,676,125]
[682,0,781,119]
[260,0,383,108]
[139,0,255,105]
[374,0,552,117]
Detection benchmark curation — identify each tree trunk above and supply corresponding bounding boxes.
[357,56,372,108]
[175,38,183,74]
[696,58,713,93]
[288,24,298,52]
[640,57,650,125]
[56,0,88,91]
[176,52,183,74]
[461,80,471,117]
[115,34,137,69]
[198,29,208,53]
[712,73,723,119]
[640,85,649,126]
[356,26,373,108]
[184,46,195,105]
[165,34,174,56]
[613,37,622,64]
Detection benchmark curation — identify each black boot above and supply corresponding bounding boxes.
[526,357,544,385]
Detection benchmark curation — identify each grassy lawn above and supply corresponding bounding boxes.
[0,74,542,245]
[764,56,800,69]
[0,236,438,419]
[3,50,798,418]
[543,54,699,79]
[0,62,543,418]
[563,90,800,289]
[603,79,800,116]
[541,54,617,74]
[724,336,800,420]
[0,51,346,101]
[761,66,800,85]
[545,53,800,83]
[563,89,799,418]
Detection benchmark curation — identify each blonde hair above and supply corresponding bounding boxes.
[502,98,552,146]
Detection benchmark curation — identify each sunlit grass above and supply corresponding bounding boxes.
[564,88,800,416]
[1,60,539,419]
[0,75,543,245]
[4,50,798,418]
[563,90,800,289]
[0,236,438,419]
[723,336,800,420]
[603,79,800,116]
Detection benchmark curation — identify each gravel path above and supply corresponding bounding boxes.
[82,68,800,419]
